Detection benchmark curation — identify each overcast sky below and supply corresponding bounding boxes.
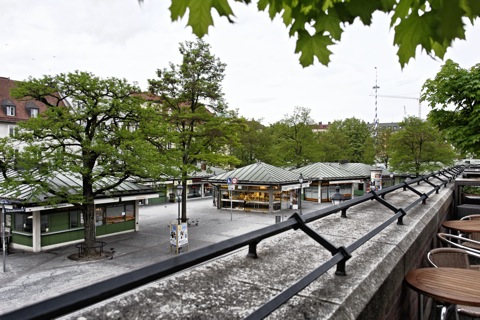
[1,1,479,125]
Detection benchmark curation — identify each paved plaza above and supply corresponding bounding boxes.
[0,198,327,316]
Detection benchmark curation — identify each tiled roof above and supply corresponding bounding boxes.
[0,76,63,124]
[206,162,303,185]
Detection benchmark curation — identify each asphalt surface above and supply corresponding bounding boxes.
[0,197,327,316]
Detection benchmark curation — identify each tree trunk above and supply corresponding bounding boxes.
[181,179,187,223]
[83,202,97,256]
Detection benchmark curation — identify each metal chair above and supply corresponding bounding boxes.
[437,233,480,256]
[455,215,480,251]
[435,236,480,319]
[427,247,471,269]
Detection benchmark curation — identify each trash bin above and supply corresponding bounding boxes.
[275,215,281,223]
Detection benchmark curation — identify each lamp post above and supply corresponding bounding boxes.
[1,200,7,272]
[176,184,183,225]
[299,174,304,215]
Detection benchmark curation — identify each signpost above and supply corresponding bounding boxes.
[227,178,237,221]
[1,204,24,272]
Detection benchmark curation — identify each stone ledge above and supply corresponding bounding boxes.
[70,181,454,320]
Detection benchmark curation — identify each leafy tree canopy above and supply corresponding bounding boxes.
[168,0,480,68]
[230,118,273,167]
[5,71,149,254]
[375,126,394,169]
[267,106,321,168]
[388,116,455,176]
[422,59,480,157]
[319,117,375,163]
[147,39,242,221]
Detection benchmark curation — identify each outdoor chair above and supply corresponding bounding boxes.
[427,247,471,269]
[458,215,480,250]
[427,247,480,319]
[437,233,480,257]
[460,214,480,221]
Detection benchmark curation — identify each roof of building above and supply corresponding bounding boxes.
[0,170,157,205]
[206,162,302,185]
[0,76,63,124]
[190,165,227,178]
[291,162,390,180]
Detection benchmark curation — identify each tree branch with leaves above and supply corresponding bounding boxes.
[167,0,479,68]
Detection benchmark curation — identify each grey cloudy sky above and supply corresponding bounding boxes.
[1,0,479,125]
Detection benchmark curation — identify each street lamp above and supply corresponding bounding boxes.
[176,184,183,225]
[299,174,304,215]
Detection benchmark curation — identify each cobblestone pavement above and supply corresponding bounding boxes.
[0,198,329,315]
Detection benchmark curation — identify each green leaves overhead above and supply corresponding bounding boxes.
[169,0,479,68]
[170,0,235,36]
[296,32,333,67]
[422,59,480,156]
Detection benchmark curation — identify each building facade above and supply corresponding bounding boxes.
[206,162,310,213]
[1,172,158,253]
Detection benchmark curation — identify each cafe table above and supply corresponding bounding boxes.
[442,220,480,234]
[405,267,480,320]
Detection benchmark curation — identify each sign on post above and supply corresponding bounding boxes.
[2,206,24,272]
[170,222,188,254]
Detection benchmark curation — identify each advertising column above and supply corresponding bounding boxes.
[370,169,383,192]
[170,222,188,254]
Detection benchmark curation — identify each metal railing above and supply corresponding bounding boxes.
[0,166,463,320]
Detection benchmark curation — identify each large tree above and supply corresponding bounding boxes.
[376,126,394,168]
[167,0,480,68]
[3,71,149,255]
[317,127,349,162]
[147,39,241,222]
[230,118,273,167]
[319,118,375,164]
[388,116,455,176]
[267,106,321,168]
[422,59,480,157]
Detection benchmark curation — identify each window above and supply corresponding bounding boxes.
[14,213,32,233]
[6,105,15,116]
[41,215,48,232]
[70,210,82,228]
[35,210,84,233]
[95,207,105,226]
[105,203,134,224]
[30,108,39,118]
[8,125,17,137]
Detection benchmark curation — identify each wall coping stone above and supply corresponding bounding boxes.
[71,179,454,320]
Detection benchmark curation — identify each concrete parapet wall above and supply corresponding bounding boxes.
[72,182,454,320]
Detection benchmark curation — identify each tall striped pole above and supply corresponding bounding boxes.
[373,67,380,139]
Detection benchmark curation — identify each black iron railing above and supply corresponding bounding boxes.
[0,166,463,320]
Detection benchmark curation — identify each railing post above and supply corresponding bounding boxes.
[247,242,258,259]
[334,246,352,276]
[397,209,406,225]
